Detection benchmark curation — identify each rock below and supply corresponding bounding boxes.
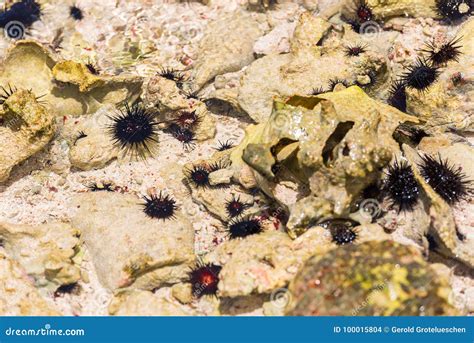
[191,11,265,89]
[0,88,56,182]
[205,231,295,297]
[66,105,119,170]
[71,192,195,290]
[209,168,234,186]
[234,86,417,237]
[253,21,296,55]
[0,253,60,315]
[238,13,386,123]
[171,283,193,304]
[183,158,265,221]
[204,224,390,298]
[286,241,459,315]
[351,0,438,19]
[0,40,142,117]
[109,290,194,315]
[143,74,189,111]
[0,221,81,291]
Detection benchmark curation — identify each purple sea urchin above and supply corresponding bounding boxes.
[189,262,221,298]
[419,154,473,204]
[143,191,178,220]
[107,103,159,159]
[382,160,420,212]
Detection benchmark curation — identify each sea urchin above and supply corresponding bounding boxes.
[401,58,440,92]
[228,217,262,239]
[382,160,420,212]
[143,192,178,220]
[107,103,159,159]
[225,195,249,218]
[189,262,221,298]
[423,36,463,66]
[418,154,473,204]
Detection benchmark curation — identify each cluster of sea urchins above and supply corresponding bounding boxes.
[388,36,463,113]
[381,156,472,212]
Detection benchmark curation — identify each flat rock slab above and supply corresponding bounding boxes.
[71,192,195,291]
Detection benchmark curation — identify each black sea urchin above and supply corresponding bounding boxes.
[228,217,262,239]
[401,59,440,92]
[423,37,463,66]
[419,154,473,204]
[87,182,114,192]
[173,110,201,129]
[0,0,42,28]
[86,61,99,75]
[158,67,185,84]
[143,192,178,220]
[54,282,81,297]
[215,139,235,151]
[189,262,221,298]
[328,78,351,91]
[435,0,473,21]
[69,5,83,20]
[311,86,326,96]
[344,44,367,57]
[0,84,16,105]
[73,131,87,146]
[186,165,211,188]
[383,160,420,212]
[107,103,159,159]
[225,195,249,218]
[330,222,358,245]
[167,123,196,151]
[387,80,407,112]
